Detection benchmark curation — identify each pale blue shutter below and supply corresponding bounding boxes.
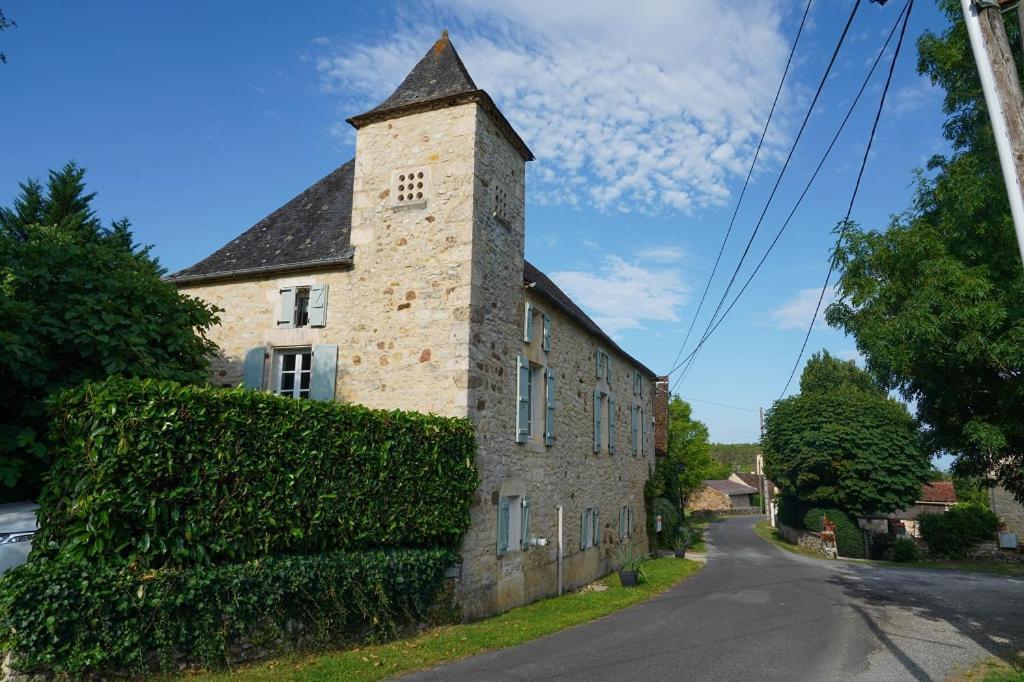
[639,373,644,399]
[544,369,555,446]
[593,390,602,453]
[593,510,600,548]
[520,496,531,550]
[580,510,588,550]
[631,405,638,455]
[639,408,645,456]
[497,498,510,556]
[542,314,552,352]
[308,284,328,327]
[516,356,530,443]
[310,344,338,401]
[619,507,626,540]
[523,302,534,343]
[605,354,612,383]
[608,398,617,454]
[278,287,296,327]
[243,347,265,390]
[595,349,603,378]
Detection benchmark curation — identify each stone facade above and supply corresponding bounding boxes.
[990,484,1024,547]
[174,38,657,620]
[686,487,733,512]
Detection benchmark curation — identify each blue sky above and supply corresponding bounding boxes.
[1,1,952,445]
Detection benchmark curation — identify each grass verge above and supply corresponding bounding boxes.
[949,652,1024,681]
[186,556,702,682]
[753,520,1024,576]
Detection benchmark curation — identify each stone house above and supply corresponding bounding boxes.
[989,484,1023,548]
[858,482,958,537]
[687,480,758,512]
[169,33,659,619]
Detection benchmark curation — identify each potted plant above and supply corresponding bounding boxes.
[614,545,647,587]
[673,529,696,558]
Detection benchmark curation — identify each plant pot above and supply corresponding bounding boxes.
[674,548,687,558]
[619,569,638,587]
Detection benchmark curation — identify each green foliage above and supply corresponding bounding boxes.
[764,377,929,517]
[0,548,454,675]
[953,474,991,508]
[776,495,805,529]
[889,537,919,563]
[799,350,882,396]
[0,163,220,496]
[35,377,478,568]
[647,497,679,550]
[707,443,760,473]
[613,544,648,584]
[919,504,999,558]
[802,507,865,559]
[826,1,1024,503]
[645,397,715,516]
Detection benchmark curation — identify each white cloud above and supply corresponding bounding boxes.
[835,349,864,364]
[771,286,836,331]
[314,0,794,214]
[549,256,688,335]
[634,245,685,263]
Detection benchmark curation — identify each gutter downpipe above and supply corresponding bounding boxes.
[557,505,564,596]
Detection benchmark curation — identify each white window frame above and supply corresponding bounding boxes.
[272,347,312,399]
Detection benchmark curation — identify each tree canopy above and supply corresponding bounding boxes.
[763,349,930,517]
[825,0,1024,502]
[0,163,220,497]
[645,396,724,511]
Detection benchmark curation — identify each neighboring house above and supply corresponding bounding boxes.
[728,472,777,495]
[859,482,958,537]
[989,483,1024,548]
[169,33,659,620]
[688,480,759,512]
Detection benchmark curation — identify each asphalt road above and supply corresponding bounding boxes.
[403,515,1024,681]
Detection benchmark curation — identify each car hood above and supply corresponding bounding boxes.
[0,502,39,533]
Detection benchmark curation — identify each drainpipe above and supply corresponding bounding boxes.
[557,505,563,595]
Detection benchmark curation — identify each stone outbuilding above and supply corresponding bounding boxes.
[687,480,759,512]
[170,33,660,619]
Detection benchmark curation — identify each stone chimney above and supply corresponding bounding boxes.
[654,375,670,456]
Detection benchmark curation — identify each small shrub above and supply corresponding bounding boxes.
[918,504,999,558]
[803,507,865,559]
[889,537,919,562]
[0,548,454,675]
[36,377,478,569]
[776,495,805,529]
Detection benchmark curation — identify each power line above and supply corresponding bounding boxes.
[666,0,912,379]
[779,0,915,398]
[670,0,864,382]
[669,0,814,374]
[679,396,760,413]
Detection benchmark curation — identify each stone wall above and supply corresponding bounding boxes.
[686,486,731,512]
[777,523,828,555]
[990,484,1024,547]
[653,376,669,456]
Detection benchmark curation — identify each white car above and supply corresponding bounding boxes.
[0,502,38,574]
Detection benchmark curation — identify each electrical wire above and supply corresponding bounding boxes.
[669,0,864,382]
[666,0,912,380]
[779,0,915,398]
[668,0,815,374]
[679,396,760,413]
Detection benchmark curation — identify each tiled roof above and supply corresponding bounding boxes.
[732,472,763,489]
[704,480,759,496]
[168,161,355,283]
[919,481,957,504]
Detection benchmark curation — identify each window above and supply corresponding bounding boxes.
[391,168,430,207]
[631,405,644,456]
[523,302,552,351]
[294,287,310,327]
[595,349,612,382]
[619,506,634,540]
[632,370,644,398]
[274,348,312,399]
[497,495,531,556]
[580,507,600,550]
[517,359,555,446]
[278,284,328,328]
[593,390,615,453]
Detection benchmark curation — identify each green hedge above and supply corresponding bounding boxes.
[0,548,453,675]
[919,504,998,558]
[36,377,478,568]
[803,507,865,559]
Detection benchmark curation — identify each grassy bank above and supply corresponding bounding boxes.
[753,520,1024,576]
[951,652,1024,681]
[186,556,703,682]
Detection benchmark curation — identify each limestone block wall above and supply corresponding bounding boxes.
[991,484,1024,545]
[686,486,732,512]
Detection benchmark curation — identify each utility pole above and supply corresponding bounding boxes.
[961,0,1024,264]
[759,407,775,527]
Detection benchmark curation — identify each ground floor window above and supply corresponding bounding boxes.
[273,347,312,399]
[619,506,634,540]
[497,495,531,556]
[581,507,600,549]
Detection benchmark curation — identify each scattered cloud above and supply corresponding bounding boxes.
[310,36,332,46]
[835,349,864,364]
[313,0,795,214]
[770,286,836,331]
[889,79,942,116]
[634,245,685,263]
[550,255,688,335]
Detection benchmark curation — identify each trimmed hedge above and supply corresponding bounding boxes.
[919,504,999,558]
[0,548,454,675]
[36,377,478,568]
[802,507,865,558]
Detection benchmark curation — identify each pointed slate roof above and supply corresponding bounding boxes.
[168,161,355,283]
[347,32,534,161]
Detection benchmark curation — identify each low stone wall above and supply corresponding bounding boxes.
[777,522,828,556]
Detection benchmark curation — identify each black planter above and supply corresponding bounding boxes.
[619,569,638,587]
[674,548,687,558]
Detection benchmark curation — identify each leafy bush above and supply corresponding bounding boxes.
[889,537,919,562]
[918,504,999,558]
[776,495,805,529]
[0,548,453,675]
[802,507,865,559]
[36,377,478,568]
[648,497,680,548]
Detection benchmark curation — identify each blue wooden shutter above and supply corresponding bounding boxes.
[639,373,644,399]
[608,397,617,454]
[520,496,531,550]
[497,498,510,556]
[580,510,588,550]
[308,284,328,327]
[516,356,530,443]
[278,287,296,327]
[639,408,645,456]
[523,302,534,342]
[631,405,638,455]
[593,389,602,453]
[605,353,612,383]
[243,347,265,390]
[595,349,603,378]
[593,510,600,548]
[310,344,338,401]
[544,369,555,446]
[619,507,625,540]
[542,314,552,352]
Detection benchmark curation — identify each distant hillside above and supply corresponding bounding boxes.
[709,443,760,474]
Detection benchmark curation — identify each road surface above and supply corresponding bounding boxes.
[404,515,1024,681]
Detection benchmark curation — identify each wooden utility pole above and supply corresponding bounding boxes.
[961,0,1024,264]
